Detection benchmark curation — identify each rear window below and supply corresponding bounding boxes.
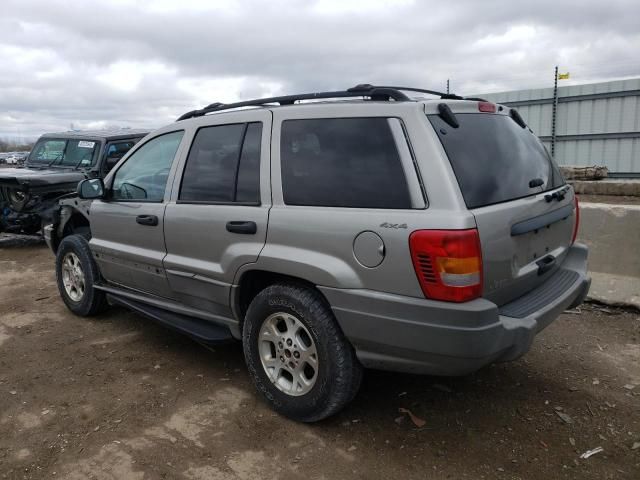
[280,118,412,209]
[428,113,564,209]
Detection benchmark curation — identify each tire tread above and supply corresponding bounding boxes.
[55,235,108,316]
[243,282,362,422]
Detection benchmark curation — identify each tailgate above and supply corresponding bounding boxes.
[427,106,575,305]
[473,189,576,305]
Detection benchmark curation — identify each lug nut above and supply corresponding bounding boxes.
[293,351,300,359]
[286,339,293,346]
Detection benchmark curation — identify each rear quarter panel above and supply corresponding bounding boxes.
[243,103,476,297]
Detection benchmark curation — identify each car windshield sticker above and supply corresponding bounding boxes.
[78,141,95,148]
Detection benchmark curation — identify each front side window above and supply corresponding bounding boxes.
[179,122,262,204]
[111,131,184,202]
[280,117,412,209]
[28,139,99,168]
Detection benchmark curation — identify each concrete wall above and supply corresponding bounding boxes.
[577,202,640,308]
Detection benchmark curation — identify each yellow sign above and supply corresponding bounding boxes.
[558,72,570,80]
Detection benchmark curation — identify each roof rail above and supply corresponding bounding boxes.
[176,84,469,121]
[354,85,463,100]
[176,86,411,121]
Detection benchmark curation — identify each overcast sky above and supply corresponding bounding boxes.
[1,0,639,139]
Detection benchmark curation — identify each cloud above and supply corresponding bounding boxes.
[0,0,639,138]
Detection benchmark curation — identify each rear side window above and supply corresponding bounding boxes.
[428,113,564,209]
[179,122,262,204]
[235,123,262,203]
[280,118,411,209]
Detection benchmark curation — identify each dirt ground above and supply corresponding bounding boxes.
[0,244,638,480]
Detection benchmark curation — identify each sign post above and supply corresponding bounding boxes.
[551,66,559,158]
[551,68,570,158]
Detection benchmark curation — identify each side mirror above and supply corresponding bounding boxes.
[77,178,105,200]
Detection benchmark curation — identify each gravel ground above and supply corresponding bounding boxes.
[0,244,639,480]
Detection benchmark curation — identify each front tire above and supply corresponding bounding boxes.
[243,283,362,422]
[55,235,108,316]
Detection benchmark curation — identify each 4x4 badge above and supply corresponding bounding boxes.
[379,222,407,229]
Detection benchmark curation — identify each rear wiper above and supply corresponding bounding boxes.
[529,178,544,188]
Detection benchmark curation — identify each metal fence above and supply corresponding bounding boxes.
[477,77,640,176]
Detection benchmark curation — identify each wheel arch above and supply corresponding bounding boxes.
[62,211,90,236]
[231,269,333,333]
[51,205,91,252]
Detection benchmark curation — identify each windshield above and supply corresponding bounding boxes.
[27,138,99,168]
[428,113,565,209]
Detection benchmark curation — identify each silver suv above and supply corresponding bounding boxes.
[55,85,590,422]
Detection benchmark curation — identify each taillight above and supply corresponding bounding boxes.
[409,229,483,303]
[571,195,580,244]
[478,101,496,113]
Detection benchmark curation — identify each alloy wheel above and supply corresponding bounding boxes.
[61,252,85,302]
[258,312,319,396]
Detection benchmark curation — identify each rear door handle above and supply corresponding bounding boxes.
[136,215,158,226]
[226,221,257,234]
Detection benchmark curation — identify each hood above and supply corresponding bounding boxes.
[0,166,86,191]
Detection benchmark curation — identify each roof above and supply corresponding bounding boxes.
[39,128,150,141]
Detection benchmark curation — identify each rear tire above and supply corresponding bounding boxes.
[243,283,362,422]
[55,235,108,316]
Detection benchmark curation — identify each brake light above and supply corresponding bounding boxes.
[478,101,496,113]
[409,229,483,302]
[571,195,580,244]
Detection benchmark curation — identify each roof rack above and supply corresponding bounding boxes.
[176,84,466,121]
[356,85,463,100]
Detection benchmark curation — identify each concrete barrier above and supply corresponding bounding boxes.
[578,202,640,309]
[572,179,640,196]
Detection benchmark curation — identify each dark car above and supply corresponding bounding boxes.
[0,129,148,235]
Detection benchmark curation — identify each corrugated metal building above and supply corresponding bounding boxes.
[477,78,640,176]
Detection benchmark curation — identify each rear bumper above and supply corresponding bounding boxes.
[319,243,590,376]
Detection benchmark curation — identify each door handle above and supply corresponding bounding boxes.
[136,215,158,226]
[226,221,257,234]
[536,254,556,276]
